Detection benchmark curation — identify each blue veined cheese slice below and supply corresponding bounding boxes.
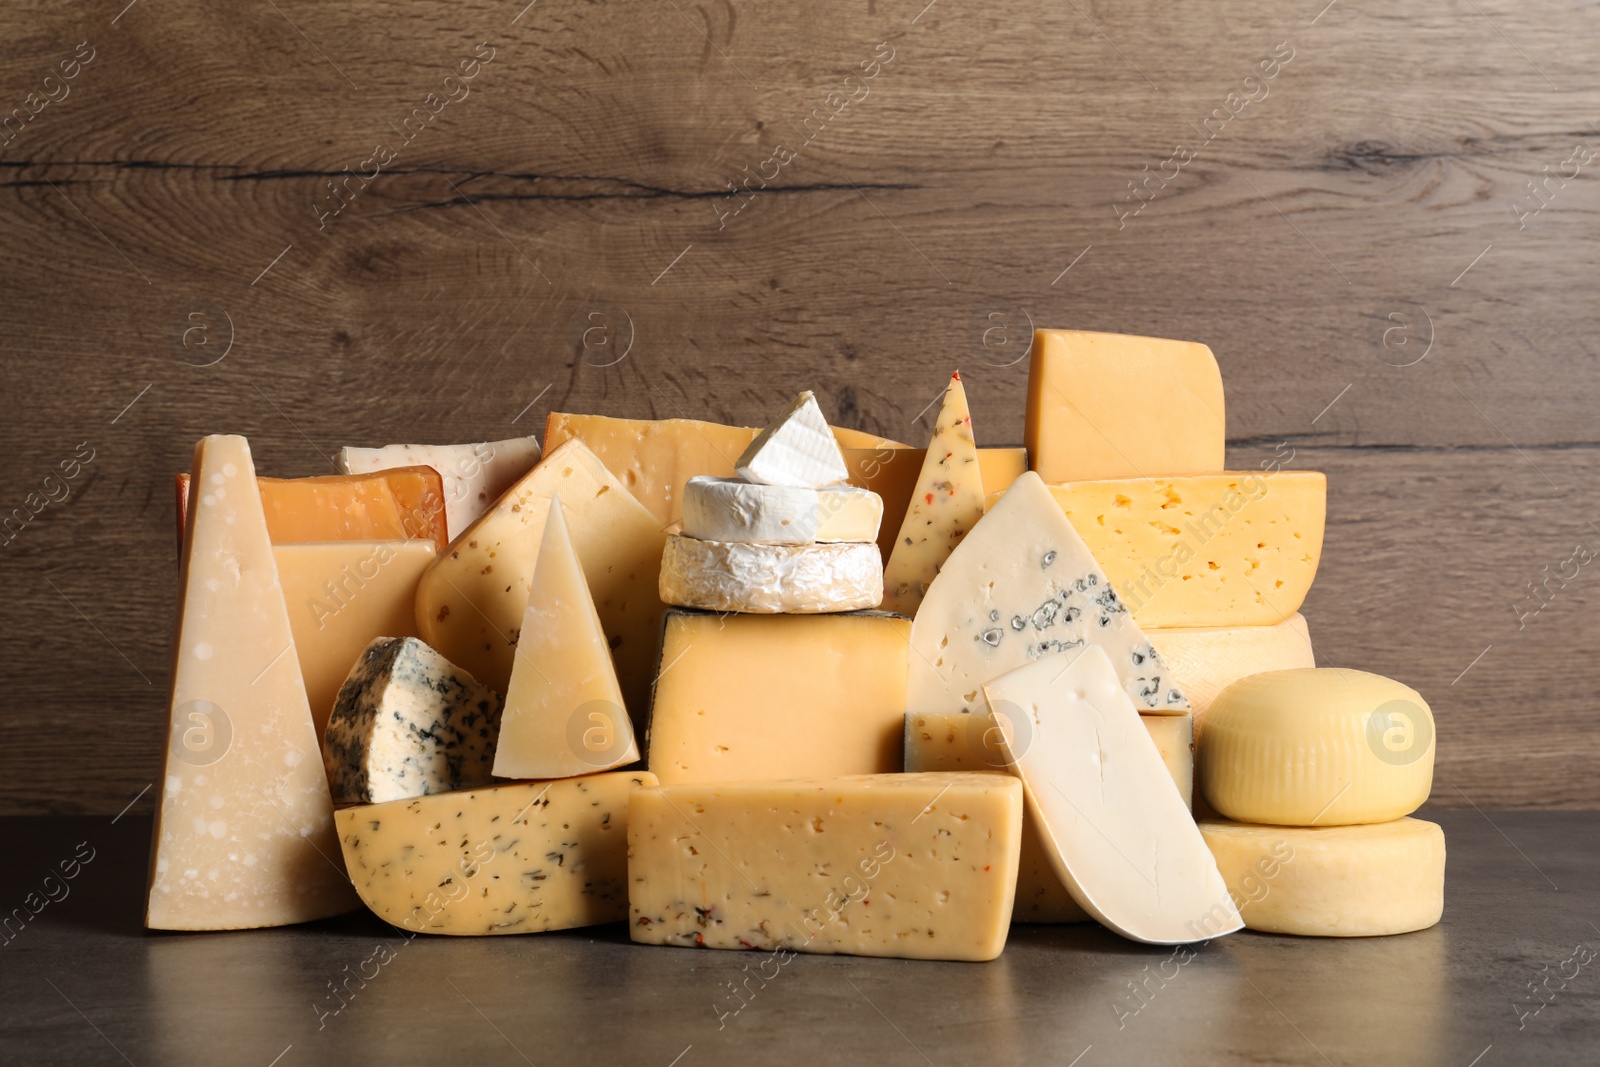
[323,637,503,805]
[907,471,1188,715]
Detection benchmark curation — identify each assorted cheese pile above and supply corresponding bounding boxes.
[145,328,1444,960]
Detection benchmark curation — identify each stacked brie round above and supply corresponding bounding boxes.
[658,390,885,614]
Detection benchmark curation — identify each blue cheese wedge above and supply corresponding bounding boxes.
[908,471,1188,716]
[323,637,503,805]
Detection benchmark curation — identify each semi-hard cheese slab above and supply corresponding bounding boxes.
[681,476,882,544]
[323,637,502,805]
[882,372,985,618]
[148,434,358,930]
[647,611,910,785]
[338,436,542,541]
[495,499,639,779]
[1148,612,1314,724]
[986,645,1240,944]
[276,539,436,737]
[1025,330,1225,483]
[1034,472,1326,628]
[1200,818,1446,936]
[1200,668,1435,826]
[414,439,666,741]
[544,412,899,528]
[337,771,655,935]
[908,471,1188,716]
[175,466,449,552]
[659,536,883,614]
[628,772,1022,960]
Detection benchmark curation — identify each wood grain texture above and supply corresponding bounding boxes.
[1,0,1596,813]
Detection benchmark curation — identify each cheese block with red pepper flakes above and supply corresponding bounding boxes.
[628,772,1022,960]
[881,372,985,617]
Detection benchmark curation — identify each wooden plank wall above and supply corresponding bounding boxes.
[1,0,1596,814]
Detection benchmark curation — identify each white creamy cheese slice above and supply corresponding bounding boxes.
[734,391,849,488]
[907,470,1188,715]
[985,645,1241,945]
[681,476,882,544]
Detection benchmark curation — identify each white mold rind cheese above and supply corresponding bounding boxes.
[734,391,850,488]
[323,637,503,805]
[659,535,883,614]
[681,476,883,545]
[909,471,1187,715]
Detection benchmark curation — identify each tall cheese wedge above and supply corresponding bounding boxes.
[882,372,985,617]
[148,435,358,931]
[276,540,436,736]
[494,499,639,779]
[908,471,1188,717]
[337,771,655,935]
[1033,472,1327,627]
[414,440,666,741]
[629,772,1022,961]
[985,646,1240,944]
[647,611,909,785]
[843,445,1027,560]
[1025,330,1225,482]
[1148,613,1315,725]
[339,436,542,541]
[545,412,901,528]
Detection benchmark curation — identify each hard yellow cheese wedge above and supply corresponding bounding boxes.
[1200,668,1435,826]
[628,772,1022,961]
[1200,819,1446,936]
[337,771,655,935]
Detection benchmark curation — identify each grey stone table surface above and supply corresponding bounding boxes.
[0,811,1595,1067]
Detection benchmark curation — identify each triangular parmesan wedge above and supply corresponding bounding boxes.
[147,434,358,930]
[907,471,1188,715]
[882,372,985,617]
[494,499,639,778]
[984,645,1240,944]
[735,391,849,488]
[414,439,666,742]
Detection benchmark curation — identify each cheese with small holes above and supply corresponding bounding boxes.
[1025,330,1225,482]
[628,772,1022,960]
[337,771,656,935]
[985,645,1240,944]
[276,540,436,737]
[882,372,985,617]
[338,436,541,540]
[545,412,900,528]
[1025,472,1326,628]
[735,391,850,488]
[647,611,909,785]
[1200,669,1435,827]
[147,435,358,931]
[659,535,882,614]
[413,440,666,742]
[495,499,639,779]
[681,476,882,544]
[905,711,1194,923]
[323,637,503,805]
[843,445,1028,560]
[175,467,448,551]
[1148,613,1315,726]
[909,471,1188,717]
[1200,818,1446,936]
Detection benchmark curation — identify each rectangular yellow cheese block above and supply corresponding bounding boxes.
[148,435,358,930]
[1023,471,1327,627]
[905,710,1194,923]
[1148,613,1315,723]
[628,772,1022,960]
[843,445,1027,560]
[544,412,902,528]
[176,466,448,551]
[275,540,436,738]
[646,611,909,785]
[337,771,655,935]
[1025,330,1225,482]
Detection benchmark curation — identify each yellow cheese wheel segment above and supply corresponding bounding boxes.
[1200,668,1435,826]
[1148,613,1316,726]
[1200,818,1445,936]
